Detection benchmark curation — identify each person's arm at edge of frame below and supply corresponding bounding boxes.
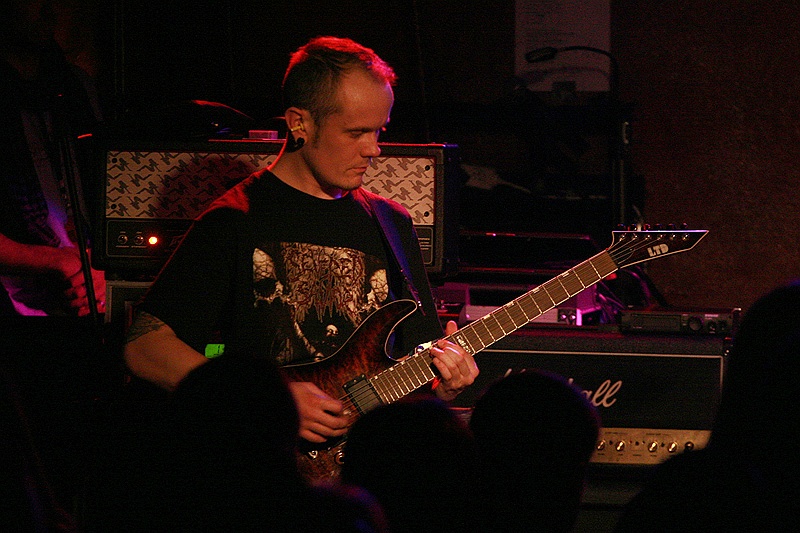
[0,232,106,316]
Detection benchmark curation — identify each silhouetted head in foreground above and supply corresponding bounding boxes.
[469,369,600,533]
[341,395,485,533]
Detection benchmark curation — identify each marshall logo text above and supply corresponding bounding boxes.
[568,377,622,408]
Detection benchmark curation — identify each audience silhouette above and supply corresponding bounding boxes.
[340,395,488,533]
[469,369,601,533]
[614,281,800,531]
[86,355,357,532]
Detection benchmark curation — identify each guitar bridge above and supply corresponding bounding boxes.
[343,374,383,414]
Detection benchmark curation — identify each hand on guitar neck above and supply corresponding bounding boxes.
[288,320,478,443]
[429,320,480,401]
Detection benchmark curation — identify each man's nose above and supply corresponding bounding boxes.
[363,135,381,158]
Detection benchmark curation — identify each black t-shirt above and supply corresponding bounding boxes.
[140,169,439,366]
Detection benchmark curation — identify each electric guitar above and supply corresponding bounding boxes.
[283,227,708,482]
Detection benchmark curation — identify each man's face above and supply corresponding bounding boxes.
[300,69,394,199]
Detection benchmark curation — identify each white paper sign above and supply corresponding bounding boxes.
[515,0,611,92]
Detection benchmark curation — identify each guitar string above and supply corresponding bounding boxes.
[458,237,652,347]
[321,330,458,420]
[335,347,437,414]
[327,233,694,421]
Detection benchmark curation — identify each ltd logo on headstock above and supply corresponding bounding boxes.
[647,243,670,257]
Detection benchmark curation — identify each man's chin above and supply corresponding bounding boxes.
[342,174,366,191]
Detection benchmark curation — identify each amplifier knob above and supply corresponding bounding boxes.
[687,316,703,331]
[117,234,128,245]
[685,441,695,452]
[647,441,659,453]
[668,441,679,453]
[615,440,626,452]
[596,439,607,451]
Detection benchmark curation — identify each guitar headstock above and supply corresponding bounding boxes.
[608,224,708,269]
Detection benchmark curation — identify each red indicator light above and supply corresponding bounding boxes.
[148,236,159,246]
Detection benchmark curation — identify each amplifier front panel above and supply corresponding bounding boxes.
[452,328,727,466]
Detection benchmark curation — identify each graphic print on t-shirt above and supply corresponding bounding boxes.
[252,242,389,366]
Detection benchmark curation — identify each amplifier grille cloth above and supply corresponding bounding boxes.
[105,150,436,226]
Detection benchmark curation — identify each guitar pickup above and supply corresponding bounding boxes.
[343,375,383,414]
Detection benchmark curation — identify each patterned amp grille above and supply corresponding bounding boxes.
[105,150,436,226]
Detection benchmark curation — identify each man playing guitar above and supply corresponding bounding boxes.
[123,36,479,451]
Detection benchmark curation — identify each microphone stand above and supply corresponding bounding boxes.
[526,46,631,228]
[51,94,102,328]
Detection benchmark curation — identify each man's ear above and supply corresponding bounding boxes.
[284,107,309,152]
[285,107,307,134]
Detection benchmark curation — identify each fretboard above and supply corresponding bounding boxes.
[453,249,617,354]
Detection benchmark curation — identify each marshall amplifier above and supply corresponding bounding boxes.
[94,140,459,277]
[452,326,729,466]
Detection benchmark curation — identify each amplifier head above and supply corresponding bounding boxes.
[453,327,728,466]
[94,141,459,277]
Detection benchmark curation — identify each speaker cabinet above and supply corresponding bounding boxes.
[95,141,459,277]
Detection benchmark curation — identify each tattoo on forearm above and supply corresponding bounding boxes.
[126,311,166,343]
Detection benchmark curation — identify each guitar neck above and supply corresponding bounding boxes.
[367,249,618,404]
[453,249,617,353]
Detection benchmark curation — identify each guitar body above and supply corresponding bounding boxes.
[282,298,421,482]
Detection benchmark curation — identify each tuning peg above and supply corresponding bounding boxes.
[653,223,664,230]
[680,222,689,230]
[642,223,651,231]
[667,223,677,230]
